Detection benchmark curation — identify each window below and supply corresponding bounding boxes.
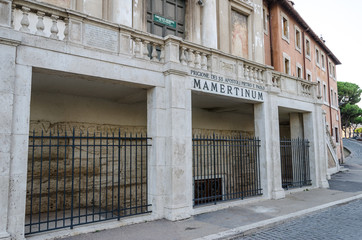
[281,13,289,42]
[146,0,185,38]
[335,127,339,143]
[297,66,302,78]
[305,37,311,59]
[321,53,326,70]
[334,92,338,106]
[329,61,332,76]
[315,48,320,67]
[283,53,291,75]
[323,83,327,102]
[295,26,301,51]
[332,65,336,78]
[317,79,322,97]
[306,69,312,81]
[331,89,334,105]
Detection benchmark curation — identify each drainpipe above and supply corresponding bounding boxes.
[268,3,274,66]
[302,30,307,79]
[325,57,333,136]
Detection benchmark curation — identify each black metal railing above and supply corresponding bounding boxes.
[280,138,311,189]
[26,129,151,235]
[192,134,262,206]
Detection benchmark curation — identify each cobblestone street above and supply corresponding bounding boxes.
[237,199,362,240]
[237,139,362,240]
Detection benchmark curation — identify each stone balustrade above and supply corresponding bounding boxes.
[10,0,317,101]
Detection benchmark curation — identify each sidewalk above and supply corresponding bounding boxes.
[36,139,362,240]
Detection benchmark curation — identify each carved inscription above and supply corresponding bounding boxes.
[84,24,118,52]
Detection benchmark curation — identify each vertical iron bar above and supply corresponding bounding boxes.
[99,132,102,218]
[111,132,115,216]
[124,132,127,216]
[70,128,75,229]
[55,130,60,228]
[92,132,95,222]
[106,132,109,219]
[29,130,35,233]
[135,133,138,213]
[47,131,52,230]
[63,131,67,228]
[129,133,132,214]
[117,130,121,220]
[85,131,89,223]
[213,133,216,203]
[78,131,82,224]
[140,134,143,212]
[38,130,44,232]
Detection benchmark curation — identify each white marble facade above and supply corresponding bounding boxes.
[0,0,329,239]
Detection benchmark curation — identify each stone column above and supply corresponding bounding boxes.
[201,0,217,49]
[147,86,167,219]
[290,113,304,139]
[0,26,23,240]
[290,113,304,184]
[162,38,192,221]
[254,102,272,198]
[252,0,265,63]
[267,94,285,199]
[0,0,12,28]
[304,106,329,188]
[7,64,32,240]
[111,0,132,27]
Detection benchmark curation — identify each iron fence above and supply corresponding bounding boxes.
[280,138,311,189]
[192,134,262,206]
[26,129,151,235]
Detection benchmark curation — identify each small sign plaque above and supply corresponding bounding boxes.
[153,14,176,28]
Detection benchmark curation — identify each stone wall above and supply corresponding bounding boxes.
[192,129,260,199]
[26,121,148,216]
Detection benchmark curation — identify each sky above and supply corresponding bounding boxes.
[292,0,362,107]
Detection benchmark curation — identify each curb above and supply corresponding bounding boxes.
[194,193,362,240]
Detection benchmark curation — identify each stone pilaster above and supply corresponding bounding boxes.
[111,0,132,27]
[268,93,285,199]
[147,86,167,219]
[201,0,217,49]
[0,0,12,28]
[254,102,272,198]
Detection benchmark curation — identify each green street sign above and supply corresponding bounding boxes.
[153,14,176,28]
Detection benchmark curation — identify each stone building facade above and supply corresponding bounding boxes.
[0,0,339,239]
[263,0,342,174]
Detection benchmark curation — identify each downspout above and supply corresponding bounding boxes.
[268,3,274,66]
[302,30,307,79]
[326,57,333,136]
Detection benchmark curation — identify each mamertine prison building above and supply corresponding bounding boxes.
[0,0,342,239]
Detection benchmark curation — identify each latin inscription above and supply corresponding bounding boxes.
[84,24,118,52]
[193,78,264,102]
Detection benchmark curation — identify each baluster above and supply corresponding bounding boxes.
[244,65,249,81]
[63,18,69,41]
[249,67,254,81]
[50,15,59,39]
[207,55,211,71]
[187,49,194,68]
[134,38,141,58]
[20,6,30,33]
[258,69,263,83]
[143,40,150,60]
[253,68,258,82]
[151,43,158,61]
[159,45,165,63]
[180,47,187,65]
[194,51,201,69]
[201,53,207,70]
[35,11,46,36]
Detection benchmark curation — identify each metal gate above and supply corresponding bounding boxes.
[192,134,262,206]
[26,130,151,235]
[280,138,311,189]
